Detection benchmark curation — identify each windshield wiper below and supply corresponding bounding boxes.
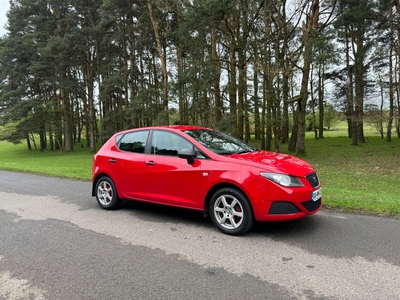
[218,151,235,155]
[235,149,257,154]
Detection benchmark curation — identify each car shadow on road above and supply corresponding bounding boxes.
[251,216,322,237]
[120,200,212,227]
[118,199,323,238]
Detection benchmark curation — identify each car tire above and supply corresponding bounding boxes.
[95,176,121,210]
[209,187,254,236]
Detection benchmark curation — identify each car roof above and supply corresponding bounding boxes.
[114,125,211,136]
[154,125,209,131]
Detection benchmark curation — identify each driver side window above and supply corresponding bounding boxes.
[151,131,192,156]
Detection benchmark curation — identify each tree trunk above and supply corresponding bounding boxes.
[229,36,238,137]
[260,96,266,150]
[379,79,385,139]
[396,56,400,139]
[310,65,318,140]
[281,73,290,143]
[265,74,273,151]
[211,26,223,126]
[177,44,184,125]
[253,63,261,140]
[295,0,319,155]
[352,16,366,145]
[318,63,325,138]
[147,0,168,125]
[26,134,32,150]
[281,2,290,144]
[237,0,248,140]
[288,107,298,152]
[387,7,394,142]
[61,84,73,152]
[237,49,245,140]
[86,39,96,153]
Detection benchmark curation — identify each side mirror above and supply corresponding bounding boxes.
[178,148,196,165]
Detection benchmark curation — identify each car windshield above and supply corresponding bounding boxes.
[183,129,257,155]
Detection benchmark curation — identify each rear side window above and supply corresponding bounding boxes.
[118,131,149,153]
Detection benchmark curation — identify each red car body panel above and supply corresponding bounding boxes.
[92,125,322,223]
[140,154,203,208]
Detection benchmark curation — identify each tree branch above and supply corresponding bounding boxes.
[394,0,400,14]
[286,94,303,104]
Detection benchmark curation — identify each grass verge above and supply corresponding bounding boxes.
[298,134,400,218]
[0,141,93,180]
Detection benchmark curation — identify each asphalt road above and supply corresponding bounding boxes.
[0,170,399,300]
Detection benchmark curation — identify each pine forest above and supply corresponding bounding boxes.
[0,0,399,154]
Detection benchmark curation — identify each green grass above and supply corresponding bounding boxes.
[299,134,400,217]
[0,141,94,180]
[1,127,399,218]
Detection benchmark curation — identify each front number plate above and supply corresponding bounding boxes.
[312,188,322,202]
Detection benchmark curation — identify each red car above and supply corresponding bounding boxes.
[92,125,322,235]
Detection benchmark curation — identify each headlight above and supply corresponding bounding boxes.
[260,172,304,187]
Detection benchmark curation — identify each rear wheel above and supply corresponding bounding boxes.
[209,188,254,236]
[95,176,121,210]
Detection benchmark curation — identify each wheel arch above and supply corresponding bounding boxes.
[203,182,254,217]
[92,173,115,197]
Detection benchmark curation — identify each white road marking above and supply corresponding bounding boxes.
[318,210,348,219]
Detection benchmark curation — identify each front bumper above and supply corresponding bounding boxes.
[244,173,322,222]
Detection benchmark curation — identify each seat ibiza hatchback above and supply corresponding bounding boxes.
[92,125,322,235]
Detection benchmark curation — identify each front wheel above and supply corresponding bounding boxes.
[209,188,254,236]
[95,176,121,210]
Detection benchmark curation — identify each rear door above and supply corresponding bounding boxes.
[108,130,149,199]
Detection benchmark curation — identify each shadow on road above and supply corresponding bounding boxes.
[114,199,323,238]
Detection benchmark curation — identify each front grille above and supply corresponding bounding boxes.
[306,172,320,188]
[269,202,301,215]
[301,199,322,212]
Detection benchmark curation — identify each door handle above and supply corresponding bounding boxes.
[109,159,117,163]
[146,161,155,166]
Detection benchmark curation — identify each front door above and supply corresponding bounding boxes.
[143,130,204,209]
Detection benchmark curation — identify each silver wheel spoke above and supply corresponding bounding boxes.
[218,216,228,225]
[214,206,224,213]
[232,210,243,218]
[221,196,229,208]
[228,215,240,228]
[229,198,239,208]
[104,194,111,204]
